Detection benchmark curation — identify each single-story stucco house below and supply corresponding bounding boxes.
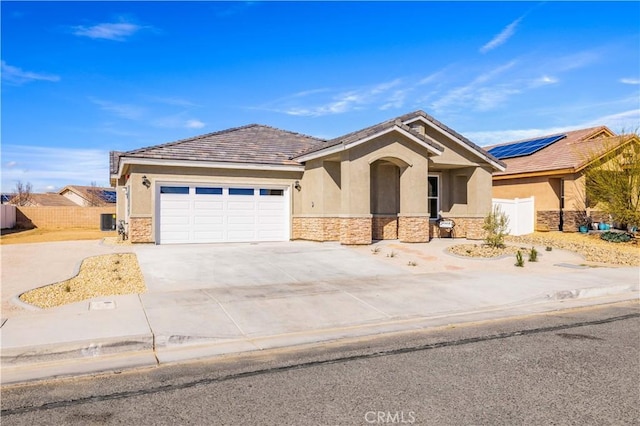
[488,126,639,231]
[109,110,505,245]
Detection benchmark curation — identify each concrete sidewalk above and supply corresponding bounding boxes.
[1,239,638,385]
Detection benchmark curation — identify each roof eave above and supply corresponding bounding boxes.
[293,125,443,163]
[114,157,305,180]
[493,168,577,180]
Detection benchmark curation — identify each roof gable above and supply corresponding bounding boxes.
[293,116,444,162]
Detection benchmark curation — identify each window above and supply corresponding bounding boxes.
[229,188,254,196]
[160,186,189,194]
[196,187,223,195]
[260,189,284,196]
[428,176,440,219]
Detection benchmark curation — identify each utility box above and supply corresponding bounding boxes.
[101,213,116,231]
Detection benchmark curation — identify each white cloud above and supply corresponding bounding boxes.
[72,21,144,41]
[620,78,640,85]
[269,79,408,117]
[1,61,60,84]
[90,98,146,120]
[1,145,110,193]
[430,62,517,112]
[539,75,558,84]
[480,17,522,54]
[586,109,640,133]
[152,114,206,129]
[554,50,599,72]
[5,161,17,168]
[185,119,205,129]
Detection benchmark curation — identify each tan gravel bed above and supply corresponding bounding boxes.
[19,253,146,309]
[447,243,526,258]
[506,232,639,266]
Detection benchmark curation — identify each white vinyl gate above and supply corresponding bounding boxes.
[492,197,534,236]
[158,185,289,244]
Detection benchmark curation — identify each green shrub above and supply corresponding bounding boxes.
[483,205,510,249]
[515,251,524,267]
[600,231,632,243]
[529,247,538,262]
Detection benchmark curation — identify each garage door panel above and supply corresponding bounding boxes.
[228,201,255,211]
[162,216,190,228]
[257,202,284,210]
[194,200,224,210]
[258,215,284,224]
[194,216,224,225]
[161,230,190,241]
[160,185,287,244]
[228,216,255,225]
[162,200,191,209]
[193,231,225,241]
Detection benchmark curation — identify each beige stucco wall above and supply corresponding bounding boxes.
[119,164,302,242]
[371,161,399,214]
[492,174,585,212]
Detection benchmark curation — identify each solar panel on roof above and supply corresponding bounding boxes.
[99,190,117,203]
[1,194,12,203]
[488,134,566,160]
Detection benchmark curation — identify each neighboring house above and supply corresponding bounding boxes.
[488,126,638,231]
[109,110,505,245]
[9,193,78,207]
[59,185,117,207]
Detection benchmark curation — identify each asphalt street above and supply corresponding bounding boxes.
[2,301,638,425]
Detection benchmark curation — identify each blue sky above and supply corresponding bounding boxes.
[2,1,639,193]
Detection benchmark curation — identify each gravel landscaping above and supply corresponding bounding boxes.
[19,253,146,309]
[448,231,639,266]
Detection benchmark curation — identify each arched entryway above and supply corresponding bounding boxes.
[370,158,404,240]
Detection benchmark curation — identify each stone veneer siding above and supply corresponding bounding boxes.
[430,217,484,240]
[561,210,585,232]
[372,215,398,240]
[397,216,430,243]
[451,217,485,240]
[292,216,340,241]
[538,210,608,232]
[340,217,372,245]
[129,217,153,243]
[537,210,561,231]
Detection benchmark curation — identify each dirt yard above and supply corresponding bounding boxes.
[0,228,117,245]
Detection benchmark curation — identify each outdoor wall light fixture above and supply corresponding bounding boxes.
[294,180,301,191]
[142,175,151,188]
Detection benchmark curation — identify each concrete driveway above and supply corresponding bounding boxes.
[133,241,407,292]
[2,238,638,384]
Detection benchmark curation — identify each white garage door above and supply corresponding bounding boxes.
[158,185,289,244]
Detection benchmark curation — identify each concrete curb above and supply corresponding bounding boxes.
[2,285,637,385]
